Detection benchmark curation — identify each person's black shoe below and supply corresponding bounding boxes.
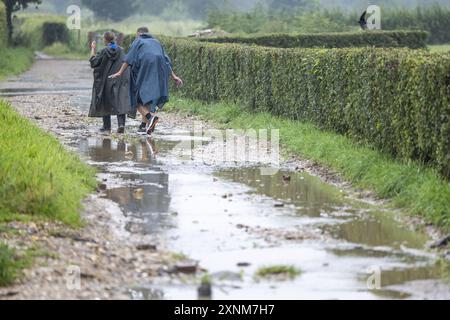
[138,122,147,134]
[99,127,111,133]
[117,126,125,134]
[146,116,159,135]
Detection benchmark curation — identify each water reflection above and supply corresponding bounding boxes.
[329,213,428,249]
[216,167,345,217]
[79,137,174,235]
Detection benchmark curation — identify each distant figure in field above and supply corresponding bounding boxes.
[359,11,368,30]
[89,32,135,134]
[109,27,183,135]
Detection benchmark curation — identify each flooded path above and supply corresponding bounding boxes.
[1,57,449,300]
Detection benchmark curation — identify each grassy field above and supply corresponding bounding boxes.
[84,14,203,37]
[0,48,34,80]
[429,44,450,53]
[166,96,450,232]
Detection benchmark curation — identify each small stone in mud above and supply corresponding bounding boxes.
[198,283,212,299]
[98,183,107,191]
[173,260,199,274]
[237,262,251,267]
[34,116,42,120]
[136,244,157,251]
[222,194,228,199]
[133,188,144,200]
[429,235,450,249]
[282,175,291,182]
[274,203,285,208]
[213,178,218,182]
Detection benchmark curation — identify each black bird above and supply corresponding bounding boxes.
[359,11,368,30]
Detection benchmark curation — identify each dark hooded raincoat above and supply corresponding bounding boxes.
[124,34,172,113]
[89,45,136,118]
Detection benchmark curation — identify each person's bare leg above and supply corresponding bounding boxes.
[137,105,152,118]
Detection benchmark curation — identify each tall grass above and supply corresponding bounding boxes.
[0,47,34,80]
[0,244,17,286]
[0,100,97,226]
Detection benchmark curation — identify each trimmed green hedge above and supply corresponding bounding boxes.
[197,31,429,49]
[0,2,7,46]
[154,38,450,178]
[13,16,69,49]
[42,22,70,46]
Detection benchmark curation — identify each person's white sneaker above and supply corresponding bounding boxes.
[146,116,159,135]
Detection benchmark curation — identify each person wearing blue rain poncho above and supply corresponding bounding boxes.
[110,27,183,135]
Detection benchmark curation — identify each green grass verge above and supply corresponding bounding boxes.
[0,47,34,80]
[42,42,89,61]
[166,96,450,232]
[0,244,18,286]
[0,100,97,227]
[428,44,450,53]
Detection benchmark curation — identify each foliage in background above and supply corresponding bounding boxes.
[42,21,69,46]
[84,14,202,37]
[199,30,429,49]
[207,4,450,44]
[12,13,90,58]
[0,100,97,226]
[2,0,42,41]
[149,38,450,179]
[12,13,64,48]
[0,46,33,79]
[81,0,139,21]
[0,2,7,45]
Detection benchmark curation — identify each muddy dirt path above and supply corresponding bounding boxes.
[1,56,449,300]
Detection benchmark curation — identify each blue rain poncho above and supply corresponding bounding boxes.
[124,34,172,113]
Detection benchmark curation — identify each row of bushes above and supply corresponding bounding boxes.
[156,38,450,178]
[13,15,70,49]
[198,30,429,49]
[0,2,7,46]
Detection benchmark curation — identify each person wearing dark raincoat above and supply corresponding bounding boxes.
[109,27,183,135]
[89,32,136,134]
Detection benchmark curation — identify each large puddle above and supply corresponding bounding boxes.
[78,127,449,300]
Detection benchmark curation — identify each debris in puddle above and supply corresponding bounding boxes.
[211,271,243,282]
[136,244,157,251]
[282,175,291,182]
[428,235,450,249]
[198,274,213,299]
[125,151,134,159]
[237,262,251,268]
[133,188,144,200]
[172,260,199,274]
